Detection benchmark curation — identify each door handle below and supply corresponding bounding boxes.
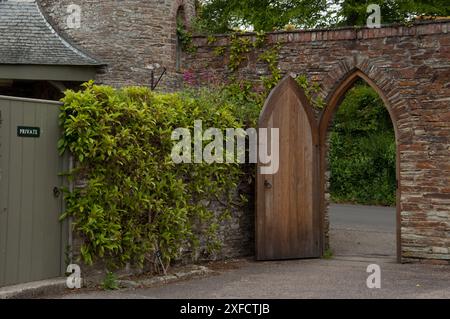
[264,180,272,189]
[53,186,61,198]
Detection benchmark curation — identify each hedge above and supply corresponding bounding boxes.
[58,82,260,270]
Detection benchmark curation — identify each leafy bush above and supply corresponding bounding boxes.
[58,82,260,270]
[329,83,396,206]
[101,271,119,290]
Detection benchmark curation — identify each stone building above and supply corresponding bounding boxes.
[0,0,101,99]
[38,0,196,89]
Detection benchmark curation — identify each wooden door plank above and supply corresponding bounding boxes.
[5,101,23,285]
[0,100,11,286]
[31,102,48,281]
[18,101,36,283]
[41,104,63,279]
[256,76,320,260]
[289,93,299,255]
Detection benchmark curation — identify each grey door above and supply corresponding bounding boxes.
[0,96,67,287]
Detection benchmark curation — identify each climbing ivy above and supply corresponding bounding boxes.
[213,46,226,57]
[177,19,197,53]
[183,30,325,112]
[228,32,254,71]
[258,44,282,91]
[209,31,323,106]
[295,74,325,109]
[207,35,218,45]
[254,31,268,48]
[210,31,283,95]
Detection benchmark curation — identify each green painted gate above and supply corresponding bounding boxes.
[0,95,67,287]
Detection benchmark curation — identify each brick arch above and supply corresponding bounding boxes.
[319,62,406,140]
[318,65,405,261]
[320,57,408,121]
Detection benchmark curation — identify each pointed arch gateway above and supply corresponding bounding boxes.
[256,70,401,261]
[319,69,401,262]
[256,76,322,260]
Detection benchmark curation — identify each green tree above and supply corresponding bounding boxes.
[329,82,397,206]
[336,0,450,26]
[194,0,450,33]
[194,0,329,33]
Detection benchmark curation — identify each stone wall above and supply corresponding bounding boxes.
[38,0,195,90]
[183,20,450,263]
[36,0,450,263]
[70,178,255,278]
[37,0,257,269]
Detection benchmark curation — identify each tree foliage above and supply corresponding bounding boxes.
[194,0,450,33]
[337,0,450,26]
[194,0,330,33]
[329,83,396,206]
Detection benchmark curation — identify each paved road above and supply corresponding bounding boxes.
[51,256,450,299]
[330,204,396,232]
[45,205,450,299]
[329,204,397,258]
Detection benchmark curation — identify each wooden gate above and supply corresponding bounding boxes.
[256,76,321,260]
[0,95,67,287]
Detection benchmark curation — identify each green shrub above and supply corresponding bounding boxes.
[329,83,396,206]
[322,248,334,260]
[101,271,119,290]
[58,82,260,270]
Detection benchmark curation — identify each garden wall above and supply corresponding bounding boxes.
[37,0,450,264]
[183,20,450,263]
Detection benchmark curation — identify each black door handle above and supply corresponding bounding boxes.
[264,180,272,189]
[53,187,61,198]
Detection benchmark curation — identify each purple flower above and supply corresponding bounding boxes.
[183,70,196,86]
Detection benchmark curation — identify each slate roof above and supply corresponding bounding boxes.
[0,0,101,66]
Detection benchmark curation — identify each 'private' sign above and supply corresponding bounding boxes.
[17,126,40,138]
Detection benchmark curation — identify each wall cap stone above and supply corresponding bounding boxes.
[192,19,450,46]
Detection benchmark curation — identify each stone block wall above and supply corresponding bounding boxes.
[38,0,195,90]
[35,0,450,263]
[182,20,450,263]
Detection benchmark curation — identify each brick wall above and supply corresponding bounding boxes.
[38,0,195,90]
[183,21,450,263]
